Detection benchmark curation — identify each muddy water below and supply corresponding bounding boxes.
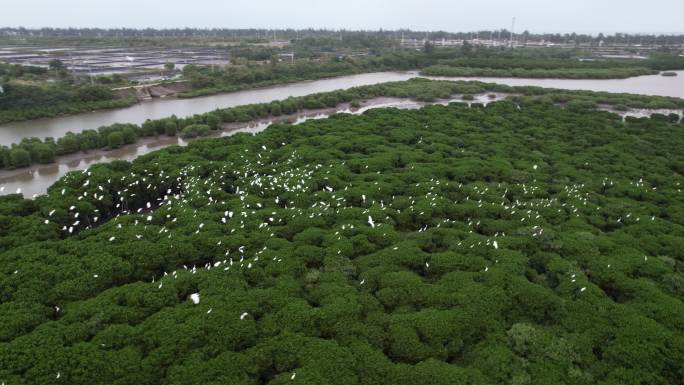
[422,70,684,98]
[0,94,508,197]
[1,69,684,197]
[0,72,419,144]
[3,70,684,145]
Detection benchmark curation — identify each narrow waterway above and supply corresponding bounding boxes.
[0,72,419,144]
[1,70,684,197]
[3,70,684,145]
[0,94,504,197]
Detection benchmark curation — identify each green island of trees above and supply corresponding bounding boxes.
[0,93,683,384]
[0,62,137,124]
[420,53,684,79]
[420,65,657,79]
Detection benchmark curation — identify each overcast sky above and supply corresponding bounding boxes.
[5,0,683,34]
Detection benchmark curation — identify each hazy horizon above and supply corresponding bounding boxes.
[4,0,684,35]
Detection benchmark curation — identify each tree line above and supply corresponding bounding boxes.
[3,78,684,170]
[3,27,684,46]
[421,53,684,79]
[0,61,136,124]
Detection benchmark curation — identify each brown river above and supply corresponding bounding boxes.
[1,70,683,197]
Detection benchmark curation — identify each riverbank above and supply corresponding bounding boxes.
[112,80,192,100]
[1,89,681,198]
[420,65,658,79]
[0,77,539,172]
[4,69,684,146]
[4,75,684,172]
[0,72,418,143]
[3,65,683,127]
[1,89,674,187]
[0,92,514,197]
[0,96,139,125]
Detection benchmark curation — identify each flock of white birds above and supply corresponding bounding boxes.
[3,111,680,383]
[9,139,665,312]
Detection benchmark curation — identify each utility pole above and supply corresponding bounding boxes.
[84,60,94,85]
[69,52,75,77]
[509,17,516,48]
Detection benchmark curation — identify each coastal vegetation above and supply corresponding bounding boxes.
[2,78,683,170]
[0,62,136,124]
[2,47,683,123]
[421,65,656,79]
[177,50,684,98]
[0,98,683,384]
[420,53,684,79]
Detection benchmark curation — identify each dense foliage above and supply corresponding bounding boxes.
[0,60,137,123]
[0,62,48,79]
[0,82,136,124]
[421,65,656,79]
[421,53,684,79]
[4,78,684,170]
[177,50,442,98]
[180,50,684,99]
[2,46,450,123]
[1,99,683,384]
